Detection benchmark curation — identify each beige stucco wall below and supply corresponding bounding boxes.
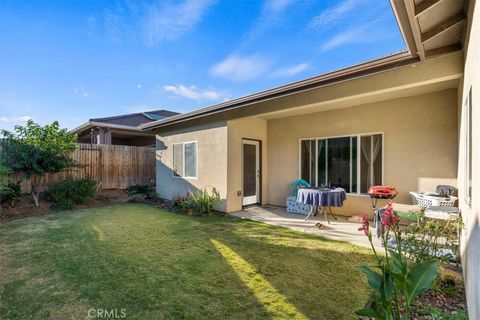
[457,2,479,318]
[155,122,228,211]
[226,117,268,212]
[155,118,268,213]
[267,89,458,216]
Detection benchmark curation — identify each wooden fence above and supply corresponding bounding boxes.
[3,143,157,193]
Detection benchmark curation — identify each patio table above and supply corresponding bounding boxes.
[296,187,346,223]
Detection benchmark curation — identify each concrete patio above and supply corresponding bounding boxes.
[230,205,382,249]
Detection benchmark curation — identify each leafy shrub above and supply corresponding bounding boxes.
[45,177,99,210]
[1,120,78,207]
[417,307,467,320]
[356,203,439,319]
[127,185,150,196]
[172,194,191,212]
[172,194,185,207]
[0,182,21,206]
[126,184,157,201]
[187,187,220,215]
[50,198,75,210]
[0,162,11,179]
[401,214,463,263]
[171,188,221,215]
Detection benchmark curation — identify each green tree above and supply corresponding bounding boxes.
[0,120,78,206]
[0,162,10,182]
[0,163,8,214]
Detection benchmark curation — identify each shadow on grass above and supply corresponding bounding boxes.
[0,204,374,320]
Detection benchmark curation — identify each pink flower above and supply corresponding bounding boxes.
[358,214,370,235]
[380,201,400,229]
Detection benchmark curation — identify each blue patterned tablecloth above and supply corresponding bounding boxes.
[296,188,346,207]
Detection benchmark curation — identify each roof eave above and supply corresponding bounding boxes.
[71,121,150,134]
[140,51,418,131]
[70,121,93,134]
[389,0,421,58]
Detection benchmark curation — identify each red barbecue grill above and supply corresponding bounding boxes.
[368,186,398,215]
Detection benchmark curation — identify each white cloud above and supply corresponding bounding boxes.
[99,0,216,46]
[137,84,143,89]
[319,18,393,52]
[0,116,33,124]
[210,54,269,82]
[271,62,309,77]
[104,8,123,42]
[17,116,33,122]
[265,0,295,14]
[101,2,143,43]
[309,0,359,29]
[242,0,295,45]
[320,29,362,51]
[164,85,220,101]
[73,86,91,97]
[144,0,215,45]
[217,1,291,81]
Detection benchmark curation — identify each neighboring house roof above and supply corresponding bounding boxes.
[90,110,179,127]
[71,109,179,134]
[140,0,468,132]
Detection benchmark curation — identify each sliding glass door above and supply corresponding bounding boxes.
[300,134,382,194]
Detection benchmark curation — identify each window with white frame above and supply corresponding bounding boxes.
[464,88,472,206]
[300,134,383,193]
[173,141,197,178]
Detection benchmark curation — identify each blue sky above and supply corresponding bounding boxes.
[0,0,406,131]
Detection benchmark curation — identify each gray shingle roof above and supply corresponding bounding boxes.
[90,110,179,127]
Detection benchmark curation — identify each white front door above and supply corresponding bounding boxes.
[242,139,260,206]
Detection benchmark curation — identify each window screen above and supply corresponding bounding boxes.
[184,142,197,178]
[300,140,316,185]
[300,134,381,194]
[360,134,382,193]
[173,143,184,177]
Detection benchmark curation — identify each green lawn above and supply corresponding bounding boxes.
[0,204,373,319]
